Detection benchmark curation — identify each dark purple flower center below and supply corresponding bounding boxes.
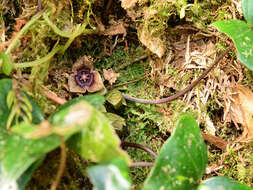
[74,67,94,87]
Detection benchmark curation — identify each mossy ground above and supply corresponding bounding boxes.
[1,0,253,189]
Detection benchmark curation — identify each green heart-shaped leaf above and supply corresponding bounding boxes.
[143,115,207,190]
[197,176,252,190]
[212,20,253,71]
[88,159,131,190]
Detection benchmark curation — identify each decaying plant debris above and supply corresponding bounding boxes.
[1,0,253,189]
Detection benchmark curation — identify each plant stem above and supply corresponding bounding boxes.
[130,162,154,167]
[43,12,73,38]
[14,46,61,68]
[121,141,157,159]
[123,45,233,104]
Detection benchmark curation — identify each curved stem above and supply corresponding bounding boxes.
[121,141,157,159]
[123,45,233,104]
[130,162,154,167]
[14,45,61,68]
[43,12,72,38]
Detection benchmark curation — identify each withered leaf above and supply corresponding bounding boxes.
[138,27,165,58]
[229,85,253,140]
[103,68,120,85]
[120,0,138,9]
[103,21,127,36]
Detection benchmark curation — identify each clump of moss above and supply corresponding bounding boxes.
[220,143,253,187]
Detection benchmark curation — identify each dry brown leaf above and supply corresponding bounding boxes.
[229,85,253,140]
[120,0,138,9]
[103,68,120,85]
[103,21,127,36]
[138,27,165,58]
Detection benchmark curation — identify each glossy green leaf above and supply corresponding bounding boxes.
[66,102,131,164]
[105,113,126,131]
[143,115,207,190]
[0,127,62,189]
[242,0,253,26]
[197,176,252,190]
[212,20,253,71]
[0,51,14,75]
[50,96,130,163]
[88,159,131,190]
[51,94,105,117]
[16,157,45,190]
[106,89,123,109]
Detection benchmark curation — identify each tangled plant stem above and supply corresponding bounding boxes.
[14,45,61,68]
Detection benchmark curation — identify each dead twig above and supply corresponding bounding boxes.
[40,87,67,105]
[201,132,228,150]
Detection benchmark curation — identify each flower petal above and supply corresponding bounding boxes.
[87,71,105,93]
[72,56,94,72]
[68,74,86,93]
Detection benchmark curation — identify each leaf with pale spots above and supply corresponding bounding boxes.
[212,20,253,71]
[197,176,252,190]
[242,0,253,26]
[48,95,130,164]
[87,158,131,190]
[143,115,207,190]
[65,102,131,164]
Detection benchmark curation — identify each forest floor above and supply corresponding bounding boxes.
[1,0,253,189]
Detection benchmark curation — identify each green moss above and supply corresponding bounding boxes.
[219,144,253,187]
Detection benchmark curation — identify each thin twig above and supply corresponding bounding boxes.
[121,141,157,159]
[40,87,67,105]
[130,162,154,167]
[123,45,233,104]
[50,136,67,190]
[201,132,228,150]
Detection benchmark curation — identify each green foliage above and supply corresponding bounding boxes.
[87,115,252,190]
[0,51,13,75]
[87,159,131,190]
[242,0,253,25]
[0,78,129,189]
[212,1,253,71]
[143,115,207,190]
[212,20,253,71]
[197,176,252,190]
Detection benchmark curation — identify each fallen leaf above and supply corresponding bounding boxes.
[103,68,120,85]
[103,21,127,36]
[229,85,253,140]
[120,0,138,9]
[138,27,165,58]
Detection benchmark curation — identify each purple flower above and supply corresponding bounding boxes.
[68,56,104,93]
